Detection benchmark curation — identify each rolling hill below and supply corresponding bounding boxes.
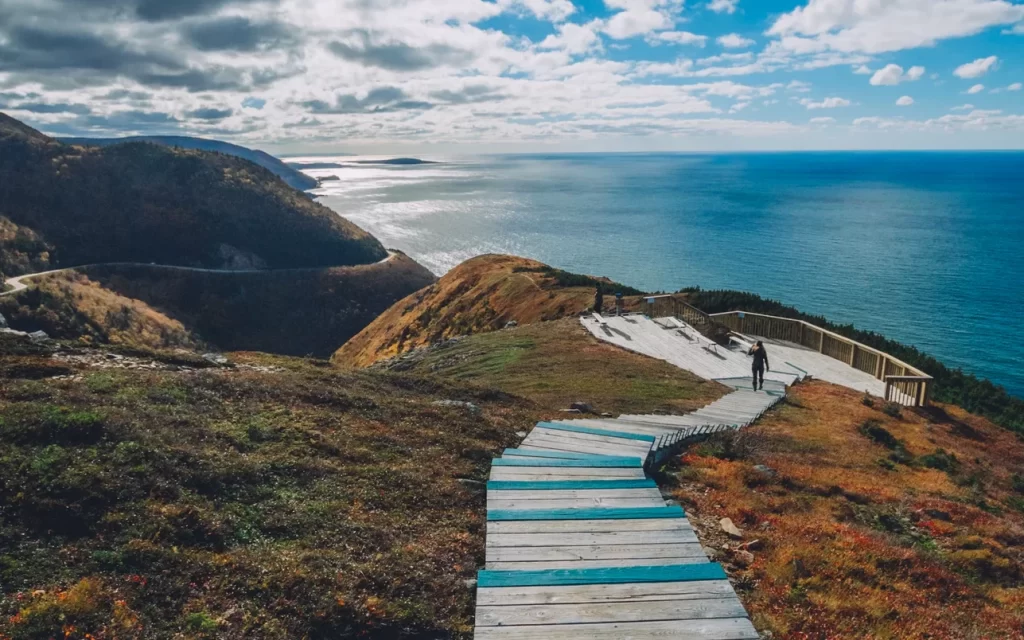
[61,135,318,191]
[0,113,384,275]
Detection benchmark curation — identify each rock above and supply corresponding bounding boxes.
[752,464,776,476]
[601,412,613,417]
[720,517,744,539]
[433,400,481,414]
[463,578,478,588]
[760,631,774,639]
[0,312,7,329]
[733,549,755,568]
[570,401,594,413]
[515,431,527,438]
[702,546,719,560]
[28,330,50,343]
[504,320,518,329]
[741,539,764,551]
[203,353,230,366]
[560,408,582,414]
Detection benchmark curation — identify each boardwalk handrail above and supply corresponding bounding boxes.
[707,310,932,407]
[642,294,715,328]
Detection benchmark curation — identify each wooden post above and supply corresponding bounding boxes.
[818,330,824,353]
[884,378,892,403]
[849,343,857,366]
[798,322,805,346]
[876,356,885,380]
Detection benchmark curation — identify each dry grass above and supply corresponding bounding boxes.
[666,381,1024,639]
[392,318,727,416]
[333,255,644,368]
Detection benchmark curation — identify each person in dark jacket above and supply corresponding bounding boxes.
[748,341,770,390]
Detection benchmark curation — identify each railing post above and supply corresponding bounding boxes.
[849,343,857,367]
[884,378,892,403]
[818,330,824,353]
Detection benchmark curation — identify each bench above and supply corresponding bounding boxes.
[592,313,608,325]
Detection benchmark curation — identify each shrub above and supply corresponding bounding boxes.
[882,402,903,419]
[862,393,875,408]
[1011,473,1024,494]
[859,419,900,449]
[920,449,959,473]
[693,429,766,461]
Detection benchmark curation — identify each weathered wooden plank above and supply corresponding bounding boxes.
[526,429,654,452]
[487,506,684,521]
[487,542,705,562]
[487,497,665,510]
[487,531,699,548]
[474,617,760,639]
[477,594,747,626]
[487,518,693,534]
[489,468,646,481]
[486,556,709,570]
[535,422,656,443]
[486,488,662,500]
[491,458,641,468]
[487,479,657,491]
[475,580,738,606]
[521,435,651,458]
[476,562,726,587]
[502,448,627,460]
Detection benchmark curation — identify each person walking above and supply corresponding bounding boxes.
[748,341,770,391]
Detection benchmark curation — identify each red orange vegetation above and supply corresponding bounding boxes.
[333,254,642,367]
[667,381,1024,639]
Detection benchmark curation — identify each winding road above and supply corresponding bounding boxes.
[1,251,399,298]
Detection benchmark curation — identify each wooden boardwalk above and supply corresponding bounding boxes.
[581,314,887,398]
[474,384,782,638]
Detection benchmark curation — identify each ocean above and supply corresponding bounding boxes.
[295,152,1024,398]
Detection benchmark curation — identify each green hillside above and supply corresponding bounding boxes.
[0,113,385,275]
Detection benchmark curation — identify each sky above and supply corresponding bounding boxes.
[0,0,1023,154]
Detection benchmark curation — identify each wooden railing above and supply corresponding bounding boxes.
[642,295,715,330]
[708,311,932,407]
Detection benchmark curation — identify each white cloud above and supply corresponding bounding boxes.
[602,0,681,40]
[800,96,851,109]
[952,104,974,111]
[967,83,985,94]
[869,64,925,86]
[503,0,577,21]
[1003,22,1024,34]
[787,80,812,92]
[768,1,1024,55]
[1009,82,1023,91]
[717,33,755,48]
[954,55,999,78]
[853,110,1024,133]
[810,116,835,123]
[853,64,872,75]
[896,95,914,106]
[707,0,739,14]
[539,21,603,55]
[651,31,709,47]
[697,52,753,65]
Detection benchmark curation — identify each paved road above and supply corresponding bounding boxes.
[1,251,397,298]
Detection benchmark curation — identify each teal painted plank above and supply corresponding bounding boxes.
[537,421,657,443]
[488,506,684,521]
[487,479,657,491]
[477,562,726,587]
[492,458,642,468]
[502,448,629,461]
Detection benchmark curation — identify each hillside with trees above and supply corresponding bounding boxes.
[60,135,317,192]
[0,113,385,275]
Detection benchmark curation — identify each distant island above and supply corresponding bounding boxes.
[288,158,436,170]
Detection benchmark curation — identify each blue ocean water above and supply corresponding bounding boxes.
[305,152,1024,397]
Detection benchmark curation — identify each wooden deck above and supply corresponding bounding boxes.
[581,314,890,397]
[474,386,781,638]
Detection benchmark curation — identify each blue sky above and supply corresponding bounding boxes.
[0,0,1022,152]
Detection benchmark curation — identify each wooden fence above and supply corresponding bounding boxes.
[642,295,715,330]
[706,311,932,407]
